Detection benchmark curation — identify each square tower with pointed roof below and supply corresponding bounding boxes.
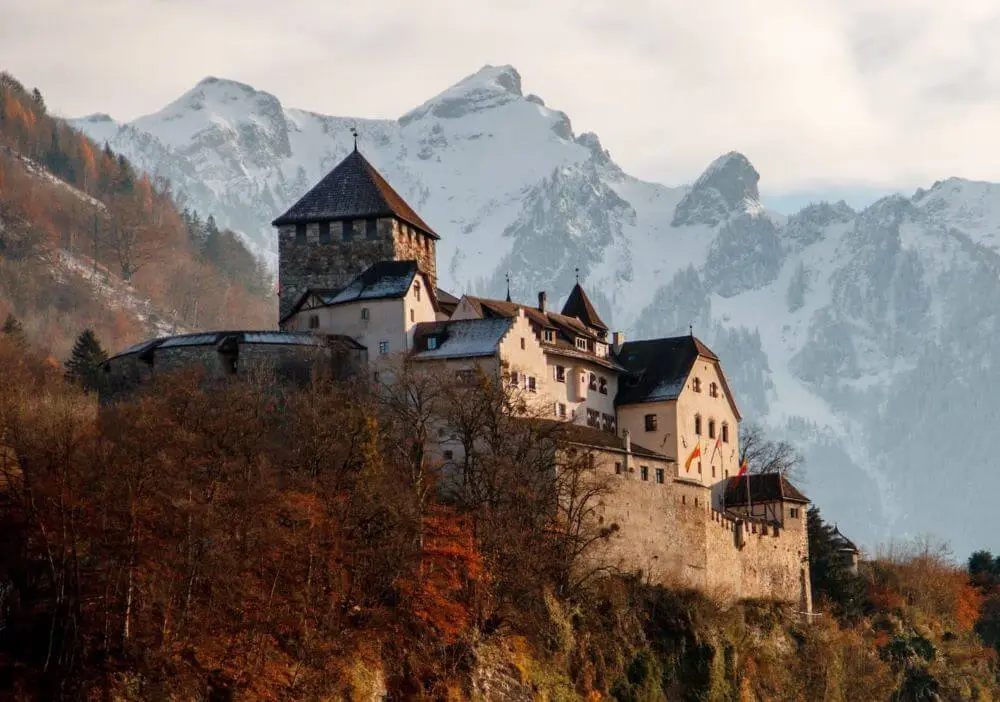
[272,148,439,319]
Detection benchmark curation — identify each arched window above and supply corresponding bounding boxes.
[694,415,702,435]
[708,420,716,439]
[692,377,702,392]
[722,423,729,443]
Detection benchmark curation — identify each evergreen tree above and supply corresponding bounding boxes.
[1,313,24,344]
[807,506,867,622]
[65,329,108,392]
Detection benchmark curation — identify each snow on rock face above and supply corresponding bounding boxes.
[68,67,1000,557]
[672,151,761,227]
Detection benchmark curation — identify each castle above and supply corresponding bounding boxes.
[104,146,813,610]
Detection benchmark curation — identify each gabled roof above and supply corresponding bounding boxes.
[723,474,809,506]
[411,317,513,360]
[280,261,435,324]
[271,149,438,238]
[460,295,623,371]
[561,283,608,332]
[615,336,716,404]
[435,287,460,317]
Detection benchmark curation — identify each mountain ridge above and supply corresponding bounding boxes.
[70,65,1000,556]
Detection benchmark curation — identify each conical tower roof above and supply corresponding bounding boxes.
[561,282,608,331]
[272,149,438,238]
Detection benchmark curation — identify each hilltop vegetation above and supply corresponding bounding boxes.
[0,71,273,359]
[1,336,998,700]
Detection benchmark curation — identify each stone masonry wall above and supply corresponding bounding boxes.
[277,218,396,319]
[391,220,437,287]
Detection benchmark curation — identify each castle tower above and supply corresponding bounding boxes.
[272,147,439,319]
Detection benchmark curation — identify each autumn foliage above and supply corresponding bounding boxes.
[0,71,273,360]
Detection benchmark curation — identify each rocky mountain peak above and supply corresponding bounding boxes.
[399,64,524,126]
[671,151,761,227]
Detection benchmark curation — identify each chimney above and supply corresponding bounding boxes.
[612,331,625,354]
[538,290,547,312]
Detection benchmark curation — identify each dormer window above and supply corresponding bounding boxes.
[692,377,702,393]
[544,329,555,343]
[576,337,587,350]
[427,337,438,350]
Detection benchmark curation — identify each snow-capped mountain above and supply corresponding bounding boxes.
[72,65,1000,557]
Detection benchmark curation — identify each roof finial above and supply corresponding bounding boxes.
[350,125,359,152]
[689,323,694,337]
[575,266,580,284]
[505,272,512,302]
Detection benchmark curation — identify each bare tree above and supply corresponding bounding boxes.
[739,422,804,481]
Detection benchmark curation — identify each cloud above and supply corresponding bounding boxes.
[3,0,1000,192]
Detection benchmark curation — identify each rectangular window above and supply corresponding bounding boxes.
[598,377,607,395]
[554,365,566,382]
[557,403,567,418]
[308,314,319,330]
[520,337,526,350]
[443,450,454,461]
[527,376,537,393]
[602,413,616,433]
[576,337,587,350]
[378,340,389,355]
[544,329,555,343]
[366,218,378,239]
[644,414,657,432]
[589,373,597,391]
[586,408,600,428]
[640,466,649,481]
[319,221,331,243]
[655,468,664,484]
[295,222,306,243]
[342,219,354,241]
[615,462,622,475]
[427,337,438,350]
[509,371,519,386]
[361,307,370,321]
[410,309,415,322]
[712,466,716,478]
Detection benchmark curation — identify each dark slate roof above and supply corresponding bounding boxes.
[411,318,513,360]
[271,149,438,238]
[615,336,718,405]
[561,283,608,331]
[533,420,668,459]
[435,287,460,316]
[723,474,809,506]
[832,526,859,553]
[108,330,363,362]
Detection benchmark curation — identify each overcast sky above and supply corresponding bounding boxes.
[3,0,1000,206]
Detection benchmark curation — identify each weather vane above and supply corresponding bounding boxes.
[575,266,580,284]
[350,125,359,151]
[505,272,512,302]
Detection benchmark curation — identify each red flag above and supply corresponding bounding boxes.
[737,459,748,477]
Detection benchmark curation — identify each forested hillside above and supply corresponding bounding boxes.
[0,71,274,359]
[1,337,999,700]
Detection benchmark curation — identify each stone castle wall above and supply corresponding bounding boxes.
[278,218,397,318]
[594,459,811,606]
[278,218,438,319]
